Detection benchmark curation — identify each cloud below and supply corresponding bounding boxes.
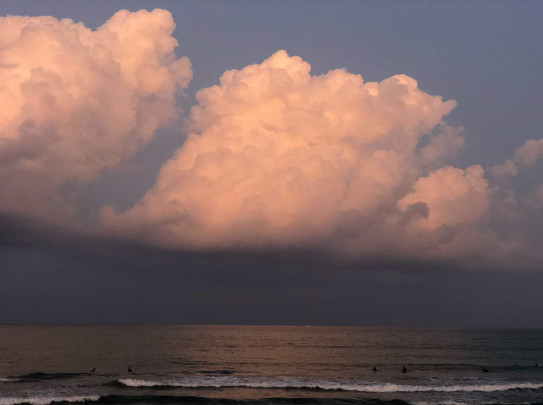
[103,50,495,263]
[514,139,543,168]
[399,165,488,230]
[0,9,192,219]
[489,159,518,178]
[417,125,464,167]
[490,138,543,178]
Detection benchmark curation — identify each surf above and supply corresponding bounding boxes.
[114,376,543,393]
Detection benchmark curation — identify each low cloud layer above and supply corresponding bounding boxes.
[0,9,191,219]
[102,50,502,264]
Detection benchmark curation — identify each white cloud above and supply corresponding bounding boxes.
[0,9,192,218]
[513,139,543,168]
[103,50,491,261]
[490,138,543,179]
[399,165,488,230]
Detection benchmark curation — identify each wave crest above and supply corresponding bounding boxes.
[0,395,99,405]
[115,377,543,393]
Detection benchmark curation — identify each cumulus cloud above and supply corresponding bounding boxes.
[0,9,192,219]
[514,139,543,168]
[488,136,543,232]
[103,50,494,262]
[490,138,543,179]
[399,165,488,230]
[417,125,464,167]
[489,159,518,178]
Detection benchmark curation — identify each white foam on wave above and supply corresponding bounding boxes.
[0,378,18,382]
[117,377,543,393]
[338,382,543,393]
[0,395,99,405]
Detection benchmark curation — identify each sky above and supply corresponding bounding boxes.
[1,0,543,326]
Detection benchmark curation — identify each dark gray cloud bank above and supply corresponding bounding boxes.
[1,216,543,326]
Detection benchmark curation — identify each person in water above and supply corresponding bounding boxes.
[128,366,133,373]
[402,365,407,373]
[373,366,377,372]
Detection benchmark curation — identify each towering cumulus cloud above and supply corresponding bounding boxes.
[103,50,489,261]
[0,9,192,219]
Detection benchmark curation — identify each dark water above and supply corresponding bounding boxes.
[1,326,543,405]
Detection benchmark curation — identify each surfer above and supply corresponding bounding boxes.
[128,366,133,373]
[373,366,377,372]
[482,368,489,373]
[402,365,407,373]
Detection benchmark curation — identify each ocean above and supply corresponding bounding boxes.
[0,326,542,405]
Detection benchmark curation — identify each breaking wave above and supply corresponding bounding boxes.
[0,395,99,405]
[0,377,19,383]
[15,373,89,381]
[114,377,543,393]
[0,395,409,405]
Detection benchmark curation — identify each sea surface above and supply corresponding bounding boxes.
[1,326,543,405]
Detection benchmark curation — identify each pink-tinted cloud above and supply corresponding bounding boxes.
[400,165,488,230]
[417,125,464,167]
[0,9,192,218]
[103,50,494,262]
[514,139,543,168]
[490,138,543,179]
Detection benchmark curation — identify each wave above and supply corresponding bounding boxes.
[198,370,234,375]
[0,395,99,405]
[0,378,19,383]
[15,373,89,381]
[0,395,410,405]
[412,402,468,405]
[114,377,543,393]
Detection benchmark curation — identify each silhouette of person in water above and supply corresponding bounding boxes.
[90,368,95,373]
[402,365,407,373]
[482,368,489,373]
[373,366,377,372]
[128,366,133,373]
